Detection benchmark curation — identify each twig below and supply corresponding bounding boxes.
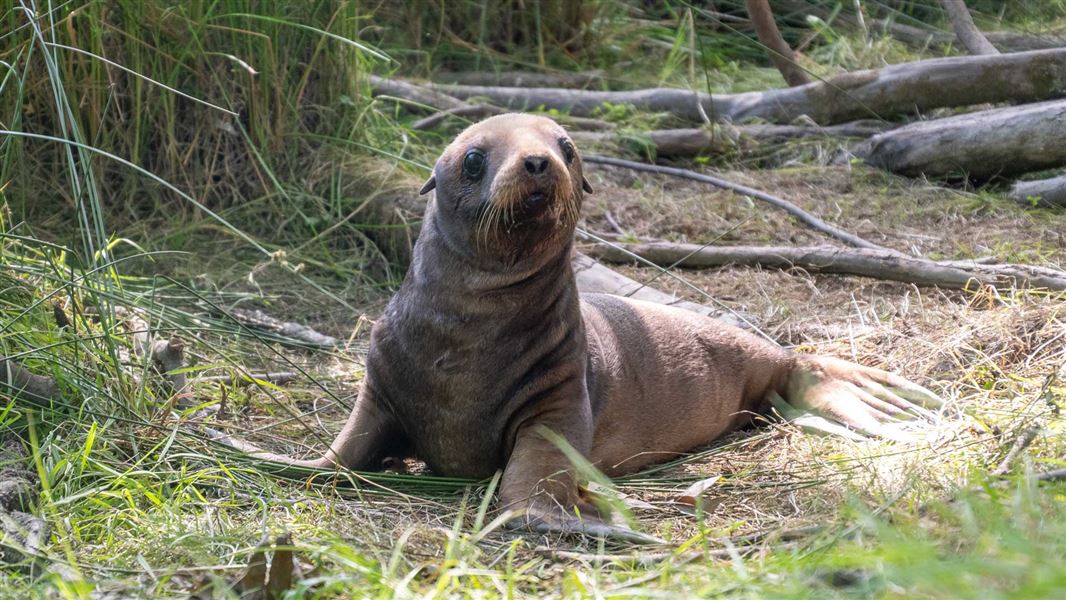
[991,426,1040,476]
[584,154,895,252]
[411,104,506,130]
[196,372,299,386]
[227,308,339,348]
[115,306,190,402]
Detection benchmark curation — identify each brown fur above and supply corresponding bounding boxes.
[258,114,940,539]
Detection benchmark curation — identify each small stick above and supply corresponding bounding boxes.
[584,154,896,253]
[227,308,339,348]
[412,104,506,130]
[991,426,1039,476]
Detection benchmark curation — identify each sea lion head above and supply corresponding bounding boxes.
[420,113,593,263]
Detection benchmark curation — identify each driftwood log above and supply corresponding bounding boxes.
[425,49,1066,125]
[586,242,1066,292]
[227,308,340,349]
[570,253,744,325]
[853,100,1066,180]
[1009,175,1066,207]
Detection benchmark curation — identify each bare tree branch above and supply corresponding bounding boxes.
[586,242,1066,292]
[584,154,894,252]
[746,0,810,86]
[940,0,999,55]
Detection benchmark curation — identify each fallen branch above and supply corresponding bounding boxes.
[985,31,1066,52]
[585,242,1066,292]
[371,78,614,132]
[853,100,1066,180]
[411,104,505,130]
[0,358,60,408]
[426,49,1066,125]
[939,0,999,55]
[991,426,1039,476]
[115,306,189,401]
[584,154,893,252]
[1036,468,1066,482]
[1010,174,1066,207]
[573,122,889,158]
[227,308,340,349]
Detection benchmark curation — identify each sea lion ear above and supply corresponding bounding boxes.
[582,176,593,194]
[419,175,437,195]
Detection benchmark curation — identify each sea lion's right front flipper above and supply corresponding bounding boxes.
[498,420,664,545]
[207,385,403,473]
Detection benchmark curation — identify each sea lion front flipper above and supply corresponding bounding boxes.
[498,420,663,544]
[783,355,944,441]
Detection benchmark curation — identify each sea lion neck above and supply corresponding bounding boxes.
[411,201,575,295]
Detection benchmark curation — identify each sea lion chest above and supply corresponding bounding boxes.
[366,292,579,479]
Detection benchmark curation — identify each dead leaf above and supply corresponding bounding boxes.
[233,533,302,600]
[676,475,721,506]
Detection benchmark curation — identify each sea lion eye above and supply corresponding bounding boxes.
[559,138,576,164]
[463,149,486,180]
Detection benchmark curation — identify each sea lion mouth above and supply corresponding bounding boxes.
[525,192,548,208]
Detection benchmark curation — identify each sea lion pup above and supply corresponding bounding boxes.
[246,114,942,540]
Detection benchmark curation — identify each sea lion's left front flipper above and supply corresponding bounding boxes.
[781,355,944,441]
[498,419,664,544]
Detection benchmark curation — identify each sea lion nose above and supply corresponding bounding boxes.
[523,155,549,176]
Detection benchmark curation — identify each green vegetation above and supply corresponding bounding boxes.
[1,1,1064,597]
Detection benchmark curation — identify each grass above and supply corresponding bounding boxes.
[1,0,1065,597]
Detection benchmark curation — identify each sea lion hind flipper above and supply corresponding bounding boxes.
[782,356,943,442]
[768,392,869,442]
